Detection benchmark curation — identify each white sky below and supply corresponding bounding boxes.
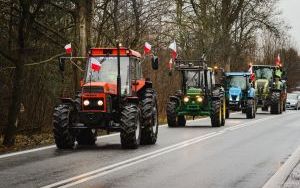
[279,0,300,50]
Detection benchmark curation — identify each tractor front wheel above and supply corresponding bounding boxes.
[120,104,141,149]
[167,101,177,127]
[140,89,159,145]
[53,104,75,149]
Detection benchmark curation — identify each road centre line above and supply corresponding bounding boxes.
[41,113,285,188]
[0,113,240,160]
[41,132,221,188]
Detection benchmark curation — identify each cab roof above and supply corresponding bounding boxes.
[89,47,141,58]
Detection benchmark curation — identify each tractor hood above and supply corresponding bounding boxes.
[229,87,242,96]
[186,87,203,96]
[255,79,269,94]
[82,82,117,94]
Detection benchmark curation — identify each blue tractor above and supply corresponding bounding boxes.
[224,72,256,119]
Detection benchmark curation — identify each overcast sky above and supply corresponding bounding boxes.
[279,0,300,50]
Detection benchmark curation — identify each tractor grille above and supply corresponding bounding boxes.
[231,95,237,101]
[82,86,104,93]
[83,98,105,111]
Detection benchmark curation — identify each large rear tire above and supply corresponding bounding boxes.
[120,104,141,149]
[77,129,97,145]
[53,104,75,149]
[270,92,281,114]
[210,100,222,127]
[140,89,159,145]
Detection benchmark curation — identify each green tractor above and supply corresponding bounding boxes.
[166,60,226,127]
[252,65,287,114]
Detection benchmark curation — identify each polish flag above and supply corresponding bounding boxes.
[275,54,281,66]
[64,43,72,54]
[169,41,177,59]
[144,42,152,54]
[91,58,101,71]
[248,63,255,81]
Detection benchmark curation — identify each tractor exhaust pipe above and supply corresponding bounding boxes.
[117,41,121,111]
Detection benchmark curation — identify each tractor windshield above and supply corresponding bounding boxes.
[85,57,130,94]
[227,76,247,90]
[184,71,204,88]
[254,67,273,81]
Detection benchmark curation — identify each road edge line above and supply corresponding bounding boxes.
[262,145,300,188]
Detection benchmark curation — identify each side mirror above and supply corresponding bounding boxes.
[59,58,65,72]
[151,56,159,70]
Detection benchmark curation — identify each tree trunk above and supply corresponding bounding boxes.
[3,0,28,146]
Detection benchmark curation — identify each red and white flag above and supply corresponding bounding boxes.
[169,41,177,59]
[64,43,72,54]
[275,54,281,65]
[144,42,152,55]
[248,63,255,81]
[91,58,101,71]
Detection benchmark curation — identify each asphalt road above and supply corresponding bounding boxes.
[1,110,300,188]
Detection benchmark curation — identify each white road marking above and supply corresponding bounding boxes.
[41,112,287,188]
[0,113,228,160]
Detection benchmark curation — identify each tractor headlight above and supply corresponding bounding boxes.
[83,99,90,106]
[196,96,203,102]
[183,96,189,103]
[97,100,104,106]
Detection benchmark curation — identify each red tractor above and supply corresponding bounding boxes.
[54,44,159,149]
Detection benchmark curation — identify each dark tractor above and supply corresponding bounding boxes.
[166,60,226,128]
[252,65,287,114]
[224,72,256,119]
[53,44,159,149]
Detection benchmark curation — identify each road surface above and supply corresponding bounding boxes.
[0,110,300,188]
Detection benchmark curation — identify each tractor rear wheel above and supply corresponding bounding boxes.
[53,104,75,149]
[210,100,222,127]
[120,104,141,149]
[270,92,281,114]
[246,99,255,119]
[167,101,177,127]
[140,89,159,145]
[77,129,97,145]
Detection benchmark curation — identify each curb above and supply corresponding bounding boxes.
[263,145,300,188]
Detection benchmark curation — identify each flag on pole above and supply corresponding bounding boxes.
[248,63,255,81]
[64,43,72,54]
[144,42,152,55]
[169,41,177,59]
[275,54,281,66]
[91,58,101,71]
